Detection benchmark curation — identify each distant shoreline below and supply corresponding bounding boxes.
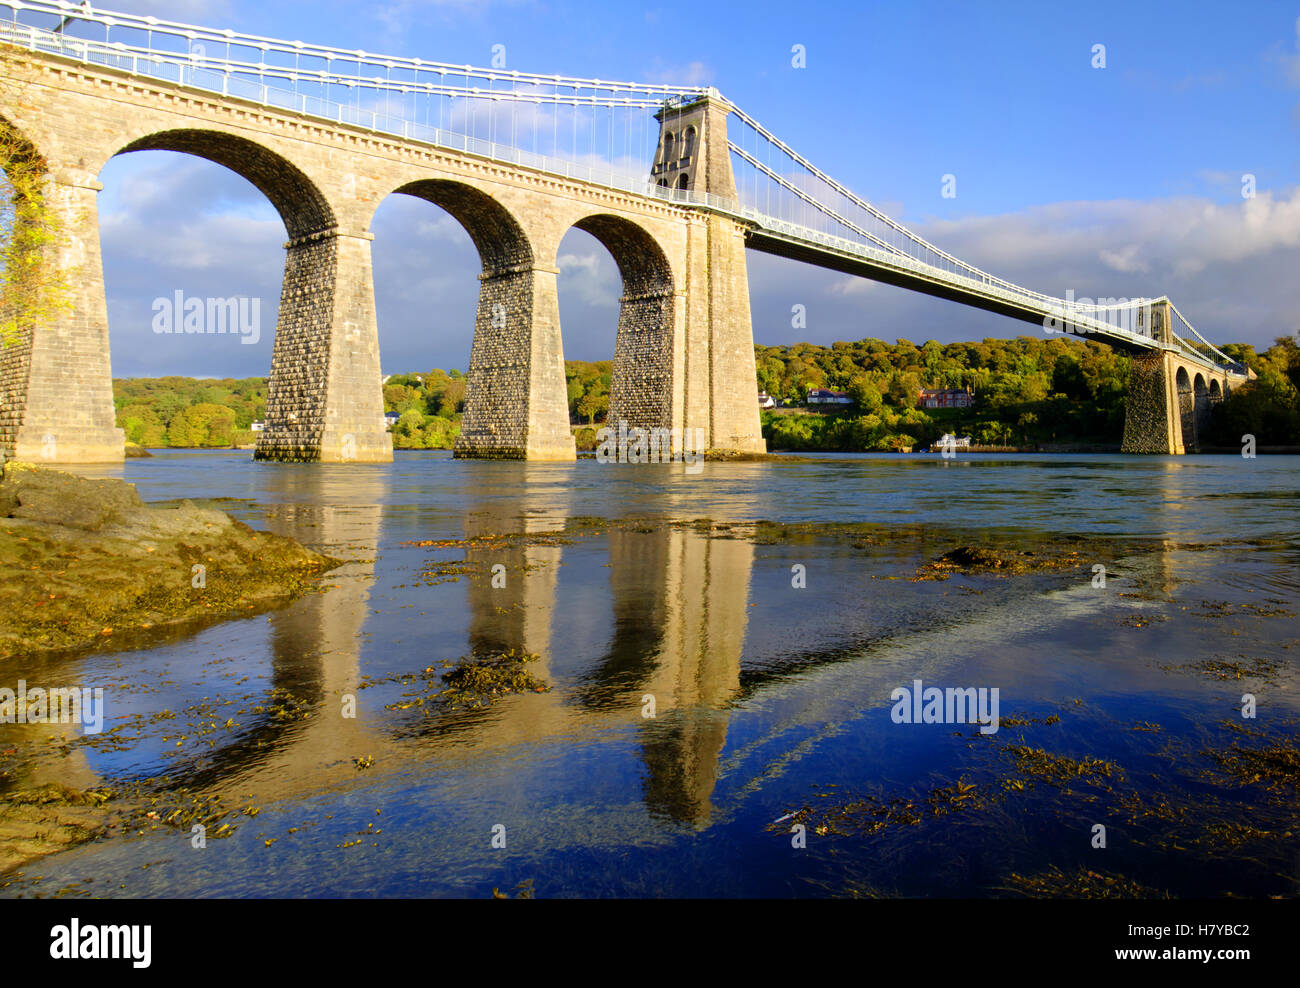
[133,444,1300,457]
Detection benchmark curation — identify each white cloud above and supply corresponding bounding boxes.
[828,277,877,297]
[768,189,1300,348]
[1287,16,1300,86]
[924,188,1300,280]
[1098,244,1149,275]
[558,249,618,310]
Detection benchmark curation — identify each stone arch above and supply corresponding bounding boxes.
[375,179,568,459]
[676,172,691,191]
[1192,372,1212,440]
[1175,366,1196,451]
[0,112,50,309]
[0,112,46,185]
[389,179,533,271]
[102,129,378,460]
[1209,378,1222,398]
[566,213,678,441]
[682,126,697,159]
[114,129,336,240]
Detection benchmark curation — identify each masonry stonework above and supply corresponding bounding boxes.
[576,214,678,444]
[3,47,1257,465]
[1121,348,1238,454]
[5,176,123,462]
[255,230,391,462]
[2,49,766,464]
[1121,352,1179,454]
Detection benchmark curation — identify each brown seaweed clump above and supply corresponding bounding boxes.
[1001,866,1172,899]
[370,649,551,713]
[0,784,117,874]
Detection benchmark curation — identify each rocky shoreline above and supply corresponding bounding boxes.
[0,463,340,660]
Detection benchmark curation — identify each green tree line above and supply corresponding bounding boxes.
[756,335,1131,451]
[110,332,1300,451]
[1202,337,1300,447]
[114,377,266,448]
[755,333,1300,451]
[385,362,613,449]
[111,362,613,450]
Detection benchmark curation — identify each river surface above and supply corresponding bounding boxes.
[2,451,1298,898]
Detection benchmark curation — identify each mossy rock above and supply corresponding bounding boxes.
[0,462,143,531]
[0,466,340,659]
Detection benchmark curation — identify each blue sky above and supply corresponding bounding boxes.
[90,0,1300,377]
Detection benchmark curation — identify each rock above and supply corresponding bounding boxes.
[1,461,143,531]
[0,465,340,659]
[0,784,116,875]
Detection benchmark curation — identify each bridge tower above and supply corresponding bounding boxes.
[652,90,737,199]
[649,91,765,454]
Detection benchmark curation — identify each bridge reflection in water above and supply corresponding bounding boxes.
[446,475,756,826]
[35,465,759,828]
[592,525,752,825]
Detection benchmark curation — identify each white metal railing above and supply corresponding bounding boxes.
[0,1,710,101]
[0,14,697,201]
[0,1,705,201]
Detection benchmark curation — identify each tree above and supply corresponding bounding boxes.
[1017,410,1039,439]
[166,407,203,447]
[0,67,73,350]
[383,384,418,413]
[116,403,166,447]
[847,375,883,413]
[577,390,609,425]
[421,416,459,449]
[566,376,585,406]
[1273,332,1300,394]
[435,378,466,417]
[885,371,921,408]
[391,408,427,448]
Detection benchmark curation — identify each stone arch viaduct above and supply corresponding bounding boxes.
[0,45,763,463]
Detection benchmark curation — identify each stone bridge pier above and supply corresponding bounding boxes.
[0,166,124,463]
[1120,303,1243,454]
[254,226,392,463]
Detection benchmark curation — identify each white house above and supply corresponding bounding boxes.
[758,391,777,409]
[936,433,972,450]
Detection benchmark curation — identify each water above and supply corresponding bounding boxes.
[2,451,1297,898]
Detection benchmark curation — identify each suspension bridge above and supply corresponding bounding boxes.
[0,0,1251,462]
